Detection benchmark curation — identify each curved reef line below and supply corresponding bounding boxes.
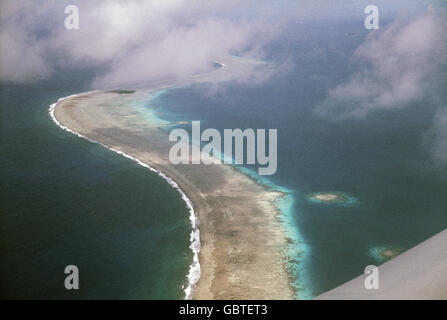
[49,56,295,300]
[49,92,200,299]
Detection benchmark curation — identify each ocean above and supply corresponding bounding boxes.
[1,15,446,299]
[0,72,192,299]
[146,17,447,297]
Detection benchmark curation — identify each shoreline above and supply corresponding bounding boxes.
[50,86,295,299]
[49,91,201,299]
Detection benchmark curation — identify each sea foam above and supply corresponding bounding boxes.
[49,91,201,299]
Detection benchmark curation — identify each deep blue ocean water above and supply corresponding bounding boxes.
[0,72,192,299]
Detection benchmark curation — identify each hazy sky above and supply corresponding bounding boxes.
[0,0,437,87]
[1,1,446,168]
[316,10,447,118]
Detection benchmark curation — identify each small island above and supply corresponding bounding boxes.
[307,191,358,207]
[107,90,136,95]
[312,194,338,201]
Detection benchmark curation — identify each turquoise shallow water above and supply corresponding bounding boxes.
[147,17,447,297]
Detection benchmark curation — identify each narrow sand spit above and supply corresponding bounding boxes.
[51,56,294,299]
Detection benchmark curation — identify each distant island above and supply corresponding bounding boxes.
[106,90,136,95]
[307,191,358,207]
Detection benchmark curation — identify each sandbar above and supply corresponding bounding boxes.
[50,56,294,299]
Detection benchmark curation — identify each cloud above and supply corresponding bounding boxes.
[0,0,286,88]
[90,17,269,88]
[0,29,50,83]
[0,0,55,83]
[0,0,440,88]
[316,11,447,119]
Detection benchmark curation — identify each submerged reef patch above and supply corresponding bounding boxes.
[307,191,358,207]
[368,246,405,263]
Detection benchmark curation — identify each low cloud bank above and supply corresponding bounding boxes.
[0,0,287,88]
[1,0,431,88]
[316,11,447,119]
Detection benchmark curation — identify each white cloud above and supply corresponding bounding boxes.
[91,17,267,88]
[0,0,286,87]
[0,29,50,83]
[0,0,440,88]
[316,11,447,119]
